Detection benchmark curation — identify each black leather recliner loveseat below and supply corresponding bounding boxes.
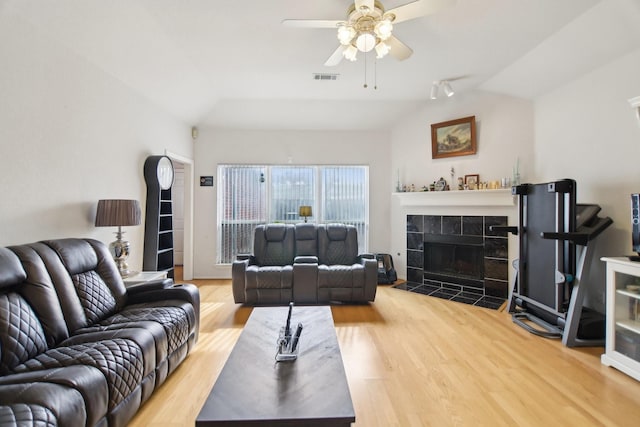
[0,238,199,426]
[232,223,377,305]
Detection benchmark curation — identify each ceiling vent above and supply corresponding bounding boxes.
[313,73,339,81]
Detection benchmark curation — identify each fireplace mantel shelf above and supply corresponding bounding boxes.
[393,189,515,207]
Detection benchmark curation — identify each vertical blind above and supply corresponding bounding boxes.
[217,165,267,264]
[217,165,368,264]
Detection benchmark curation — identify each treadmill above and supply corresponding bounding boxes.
[493,179,613,347]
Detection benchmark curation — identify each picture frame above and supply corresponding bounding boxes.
[431,116,477,159]
[465,174,479,190]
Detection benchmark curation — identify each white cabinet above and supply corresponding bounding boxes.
[601,257,640,381]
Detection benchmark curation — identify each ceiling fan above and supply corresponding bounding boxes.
[282,0,455,66]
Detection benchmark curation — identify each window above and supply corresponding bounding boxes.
[217,165,368,263]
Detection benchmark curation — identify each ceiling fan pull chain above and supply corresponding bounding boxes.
[374,56,378,90]
[363,50,368,89]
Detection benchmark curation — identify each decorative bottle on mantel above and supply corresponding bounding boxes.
[450,167,455,190]
[396,169,402,192]
[513,158,521,186]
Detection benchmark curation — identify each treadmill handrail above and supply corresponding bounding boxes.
[540,216,613,246]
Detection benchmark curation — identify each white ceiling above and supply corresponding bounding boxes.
[4,0,640,131]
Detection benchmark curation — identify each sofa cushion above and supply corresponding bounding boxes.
[25,240,129,335]
[47,239,99,276]
[101,304,189,356]
[244,265,294,304]
[318,224,359,265]
[325,224,348,241]
[8,245,71,348]
[0,249,26,289]
[13,338,144,411]
[294,223,318,256]
[72,270,117,325]
[264,224,287,241]
[246,266,294,289]
[0,292,48,375]
[318,264,365,288]
[254,224,295,267]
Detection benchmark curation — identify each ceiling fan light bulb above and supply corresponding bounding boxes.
[374,19,393,41]
[337,25,356,45]
[343,44,358,61]
[356,32,376,53]
[375,41,390,59]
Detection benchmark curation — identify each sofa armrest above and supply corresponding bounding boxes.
[0,365,109,427]
[0,382,88,426]
[359,256,378,301]
[293,256,318,303]
[232,258,250,303]
[125,278,174,295]
[294,255,318,264]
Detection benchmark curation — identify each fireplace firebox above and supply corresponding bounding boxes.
[423,234,484,288]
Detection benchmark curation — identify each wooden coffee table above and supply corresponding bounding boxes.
[196,305,355,426]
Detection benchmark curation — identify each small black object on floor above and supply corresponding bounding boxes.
[392,282,506,310]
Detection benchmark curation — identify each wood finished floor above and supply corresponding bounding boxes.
[129,274,640,427]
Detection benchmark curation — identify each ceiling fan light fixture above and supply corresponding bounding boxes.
[343,44,358,61]
[375,41,390,59]
[356,32,376,52]
[443,81,455,97]
[374,19,393,40]
[337,25,356,45]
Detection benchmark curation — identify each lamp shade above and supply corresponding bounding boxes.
[343,44,358,61]
[374,19,393,40]
[375,41,390,59]
[95,199,142,227]
[299,206,312,218]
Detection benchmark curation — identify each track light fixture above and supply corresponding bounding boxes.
[430,80,455,99]
[443,81,454,97]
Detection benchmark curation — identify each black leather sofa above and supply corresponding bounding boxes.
[232,223,377,304]
[0,238,199,426]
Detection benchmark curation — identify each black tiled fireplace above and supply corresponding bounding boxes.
[405,214,509,307]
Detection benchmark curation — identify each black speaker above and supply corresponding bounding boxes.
[632,193,640,255]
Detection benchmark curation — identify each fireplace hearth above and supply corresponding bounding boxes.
[399,214,509,309]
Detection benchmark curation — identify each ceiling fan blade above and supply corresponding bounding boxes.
[324,45,347,66]
[386,35,413,61]
[386,0,456,24]
[355,0,375,14]
[281,19,342,29]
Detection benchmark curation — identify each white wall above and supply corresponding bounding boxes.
[389,92,535,276]
[534,48,640,310]
[0,12,193,272]
[192,128,391,278]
